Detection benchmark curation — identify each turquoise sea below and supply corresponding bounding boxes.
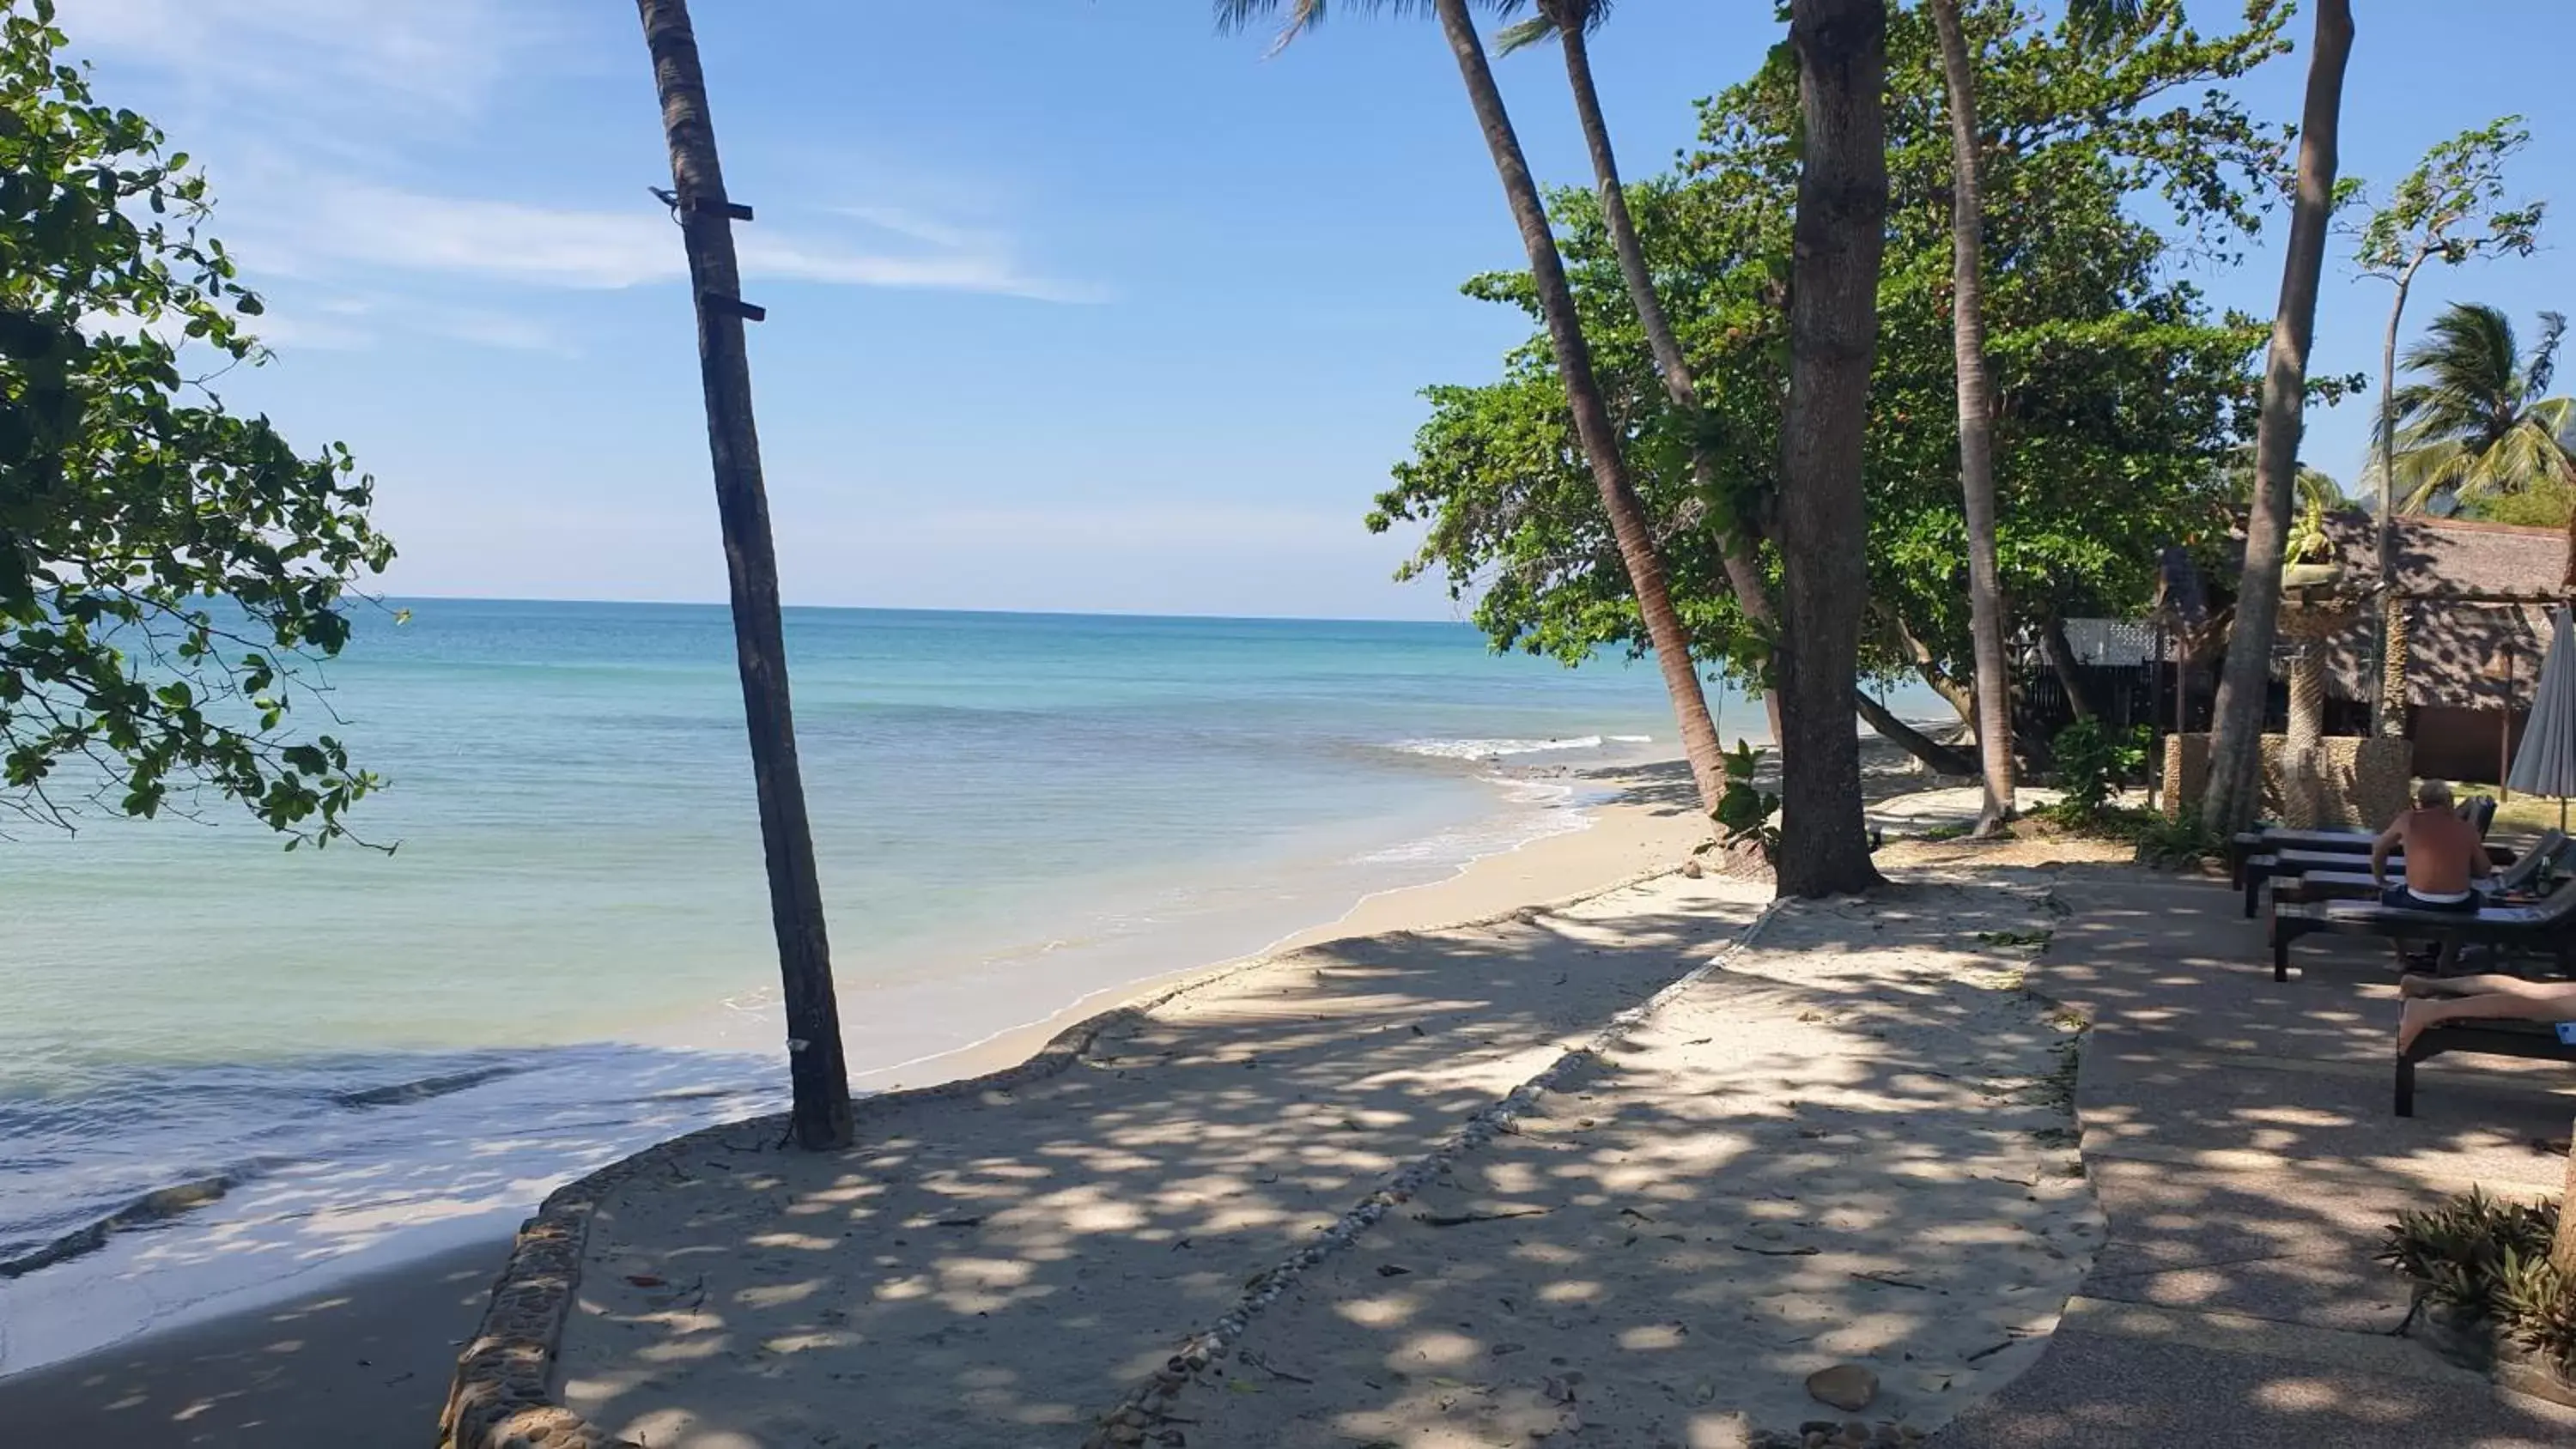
[0,598,1843,1372]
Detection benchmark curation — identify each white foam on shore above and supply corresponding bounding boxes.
[1389,735,1611,760]
[0,758,1661,1383]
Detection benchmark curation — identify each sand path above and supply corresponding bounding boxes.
[553,872,1773,1447]
[1175,879,2100,1449]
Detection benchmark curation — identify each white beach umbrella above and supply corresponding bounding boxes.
[2507,606,2576,828]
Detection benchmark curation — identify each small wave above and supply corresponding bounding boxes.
[1606,734,1652,743]
[330,1063,522,1109]
[1390,735,1607,761]
[0,1171,243,1280]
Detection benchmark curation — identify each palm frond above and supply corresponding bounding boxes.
[2066,0,2149,46]
[2388,302,2576,512]
[1212,0,1442,53]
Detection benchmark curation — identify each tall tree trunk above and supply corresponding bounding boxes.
[2042,615,2100,722]
[2203,0,2354,836]
[1929,0,2015,837]
[635,0,854,1149]
[2555,1118,2576,1279]
[1428,0,1728,814]
[1554,20,1784,744]
[1776,0,1890,897]
[2368,250,2428,737]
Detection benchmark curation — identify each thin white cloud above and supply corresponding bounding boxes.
[55,0,543,111]
[278,183,1092,302]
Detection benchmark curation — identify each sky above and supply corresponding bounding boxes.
[46,1,2576,620]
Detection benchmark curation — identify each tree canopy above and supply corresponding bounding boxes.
[1373,0,2291,727]
[0,0,393,844]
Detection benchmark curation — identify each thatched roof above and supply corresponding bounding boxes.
[2299,511,2569,706]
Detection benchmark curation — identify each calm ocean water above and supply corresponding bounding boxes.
[0,598,1824,1372]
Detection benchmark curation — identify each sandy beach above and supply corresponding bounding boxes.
[0,758,1744,1446]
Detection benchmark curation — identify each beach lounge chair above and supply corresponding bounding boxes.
[2239,840,2519,919]
[2271,877,2576,983]
[2397,1019,2576,1117]
[2268,830,2572,931]
[2228,797,2502,888]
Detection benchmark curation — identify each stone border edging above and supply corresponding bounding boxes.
[438,863,1720,1449]
[1078,896,1789,1449]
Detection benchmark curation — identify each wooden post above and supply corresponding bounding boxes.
[635,0,854,1149]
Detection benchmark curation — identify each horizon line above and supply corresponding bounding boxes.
[372,592,1475,628]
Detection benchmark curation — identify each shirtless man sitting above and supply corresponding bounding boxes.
[2371,779,2484,913]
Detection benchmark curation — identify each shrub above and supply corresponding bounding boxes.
[2050,720,2150,820]
[2379,1187,2575,1374]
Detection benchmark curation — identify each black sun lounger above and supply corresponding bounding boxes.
[2242,840,2519,918]
[2229,798,2501,888]
[2397,1019,2576,1117]
[2269,831,2571,928]
[2272,882,2576,982]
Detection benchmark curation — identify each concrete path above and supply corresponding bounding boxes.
[550,874,1771,1448]
[1174,880,2098,1449]
[1929,867,2576,1449]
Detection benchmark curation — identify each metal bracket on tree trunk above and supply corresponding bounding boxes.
[703,292,767,322]
[693,195,754,221]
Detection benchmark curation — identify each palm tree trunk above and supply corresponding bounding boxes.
[1929,0,2015,837]
[2202,0,2354,837]
[1776,0,1891,897]
[2368,250,2428,737]
[2555,1117,2576,1278]
[635,0,854,1149]
[1427,0,1728,814]
[1553,22,1784,744]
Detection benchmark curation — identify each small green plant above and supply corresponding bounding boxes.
[1711,739,1780,861]
[2048,720,2149,821]
[2128,804,2222,866]
[2379,1188,2574,1373]
[1918,822,1971,843]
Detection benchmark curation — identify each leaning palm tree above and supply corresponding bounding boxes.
[1492,2,1781,743]
[2381,303,2576,517]
[1217,0,1733,815]
[2202,0,2354,837]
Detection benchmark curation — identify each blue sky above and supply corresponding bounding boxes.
[51,1,2576,619]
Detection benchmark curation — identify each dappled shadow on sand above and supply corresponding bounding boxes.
[0,1240,500,1447]
[555,876,1771,1446]
[1176,883,2097,1448]
[1924,867,2576,1448]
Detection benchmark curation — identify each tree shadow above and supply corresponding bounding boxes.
[553,881,1775,1446]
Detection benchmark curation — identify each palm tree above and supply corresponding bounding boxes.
[2202,0,2354,837]
[1923,0,2140,836]
[1217,0,1733,815]
[634,0,853,1148]
[1773,0,1891,897]
[1492,2,1782,743]
[2382,303,2576,518]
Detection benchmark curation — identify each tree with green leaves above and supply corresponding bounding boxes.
[1376,0,2282,786]
[2203,0,2353,837]
[1,0,393,846]
[1217,0,1733,815]
[2389,303,2576,539]
[2349,118,2543,733]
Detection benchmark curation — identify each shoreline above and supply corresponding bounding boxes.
[0,757,1716,1410]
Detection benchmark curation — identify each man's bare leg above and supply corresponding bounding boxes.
[2398,984,2576,1052]
[2398,973,2576,1003]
